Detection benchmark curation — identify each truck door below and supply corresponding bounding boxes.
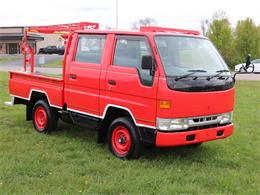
[103,35,158,128]
[66,34,106,117]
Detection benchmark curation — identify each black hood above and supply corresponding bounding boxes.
[166,76,235,92]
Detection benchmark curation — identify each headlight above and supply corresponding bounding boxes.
[219,112,233,124]
[156,118,189,131]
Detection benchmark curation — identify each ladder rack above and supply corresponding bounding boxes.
[21,22,99,72]
[140,26,200,35]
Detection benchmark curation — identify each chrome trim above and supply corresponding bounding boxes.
[187,114,222,127]
[156,112,232,131]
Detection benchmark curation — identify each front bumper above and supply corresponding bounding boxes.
[155,123,234,147]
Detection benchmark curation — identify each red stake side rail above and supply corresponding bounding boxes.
[21,22,99,73]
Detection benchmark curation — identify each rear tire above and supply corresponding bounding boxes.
[239,64,255,73]
[239,66,246,72]
[247,63,255,73]
[108,117,142,159]
[32,99,58,133]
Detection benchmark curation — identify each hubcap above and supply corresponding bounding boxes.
[112,126,131,155]
[34,106,47,130]
[118,137,126,144]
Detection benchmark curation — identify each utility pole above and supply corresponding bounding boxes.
[116,0,119,29]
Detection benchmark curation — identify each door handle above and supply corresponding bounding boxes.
[108,80,116,85]
[70,74,77,79]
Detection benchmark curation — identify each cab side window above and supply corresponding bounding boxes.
[113,36,154,86]
[75,35,105,64]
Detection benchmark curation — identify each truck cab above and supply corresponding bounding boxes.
[7,24,234,159]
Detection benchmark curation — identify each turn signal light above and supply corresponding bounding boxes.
[159,100,171,109]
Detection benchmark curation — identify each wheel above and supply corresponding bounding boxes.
[240,64,255,73]
[239,66,246,72]
[108,117,142,159]
[32,99,58,133]
[247,63,255,73]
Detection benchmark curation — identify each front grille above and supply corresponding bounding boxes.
[187,114,222,128]
[171,123,230,133]
[157,113,232,133]
[193,116,218,123]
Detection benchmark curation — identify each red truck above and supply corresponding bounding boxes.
[6,23,234,159]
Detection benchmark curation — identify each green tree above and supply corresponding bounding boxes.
[234,18,260,62]
[132,18,157,30]
[207,16,234,67]
[258,25,260,55]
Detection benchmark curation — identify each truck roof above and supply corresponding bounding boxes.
[20,23,204,73]
[75,26,203,38]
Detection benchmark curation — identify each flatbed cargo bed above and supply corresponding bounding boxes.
[9,71,63,108]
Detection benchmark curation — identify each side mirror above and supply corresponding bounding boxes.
[141,55,153,70]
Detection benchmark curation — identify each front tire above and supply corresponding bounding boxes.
[108,117,142,159]
[247,63,255,73]
[32,99,58,133]
[239,66,246,72]
[239,64,255,73]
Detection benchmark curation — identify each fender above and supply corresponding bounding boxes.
[102,104,156,129]
[10,89,62,109]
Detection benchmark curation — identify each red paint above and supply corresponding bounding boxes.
[140,26,200,35]
[34,106,47,130]
[8,23,235,149]
[9,72,63,108]
[27,22,99,34]
[112,126,132,155]
[21,22,99,73]
[156,124,234,147]
[156,78,235,118]
[21,31,35,72]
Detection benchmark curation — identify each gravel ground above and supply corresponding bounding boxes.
[0,54,62,74]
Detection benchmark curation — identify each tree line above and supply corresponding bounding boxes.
[207,12,260,68]
[133,13,260,69]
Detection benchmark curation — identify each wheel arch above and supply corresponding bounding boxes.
[26,90,52,121]
[97,105,140,143]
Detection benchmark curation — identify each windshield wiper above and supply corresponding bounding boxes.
[175,69,207,81]
[207,69,230,81]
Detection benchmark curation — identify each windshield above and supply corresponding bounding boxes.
[155,35,230,77]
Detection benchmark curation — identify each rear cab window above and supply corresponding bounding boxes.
[75,34,106,64]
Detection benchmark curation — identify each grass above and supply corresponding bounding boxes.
[0,71,260,194]
[35,72,63,79]
[0,57,19,63]
[41,59,62,68]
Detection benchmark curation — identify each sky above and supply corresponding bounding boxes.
[0,0,259,31]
